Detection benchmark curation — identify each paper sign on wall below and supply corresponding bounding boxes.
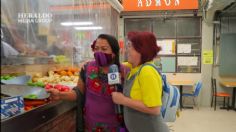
[177,44,191,54]
[203,50,213,64]
[178,57,198,66]
[157,40,176,55]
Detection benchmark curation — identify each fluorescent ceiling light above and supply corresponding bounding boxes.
[74,26,103,30]
[61,22,93,26]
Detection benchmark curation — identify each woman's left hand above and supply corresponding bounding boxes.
[111,92,126,105]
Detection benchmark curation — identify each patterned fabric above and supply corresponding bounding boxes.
[87,65,116,96]
[84,61,128,132]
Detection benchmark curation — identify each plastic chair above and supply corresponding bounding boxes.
[210,78,230,111]
[182,82,202,109]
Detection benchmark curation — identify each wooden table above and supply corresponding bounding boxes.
[169,80,195,110]
[220,81,236,111]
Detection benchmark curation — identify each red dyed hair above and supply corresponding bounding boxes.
[127,31,161,64]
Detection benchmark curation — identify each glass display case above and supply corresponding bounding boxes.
[1,0,119,66]
[1,0,120,131]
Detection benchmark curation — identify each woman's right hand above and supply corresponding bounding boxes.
[46,88,61,101]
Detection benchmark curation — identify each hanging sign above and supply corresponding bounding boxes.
[203,50,213,65]
[123,0,199,11]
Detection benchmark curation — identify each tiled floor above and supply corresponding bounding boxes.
[167,107,236,132]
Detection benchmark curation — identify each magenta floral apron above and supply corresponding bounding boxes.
[84,61,127,132]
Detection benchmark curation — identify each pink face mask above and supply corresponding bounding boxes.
[94,52,113,67]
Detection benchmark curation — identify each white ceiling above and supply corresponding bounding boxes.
[201,0,236,24]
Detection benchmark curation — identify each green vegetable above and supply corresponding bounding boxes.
[36,82,45,87]
[24,94,38,99]
[27,81,45,87]
[27,80,34,86]
[1,75,15,80]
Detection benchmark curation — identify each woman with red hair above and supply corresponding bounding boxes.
[112,31,169,132]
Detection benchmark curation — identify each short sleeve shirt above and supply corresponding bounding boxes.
[125,61,163,107]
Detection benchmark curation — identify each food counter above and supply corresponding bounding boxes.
[1,62,80,132]
[1,100,77,132]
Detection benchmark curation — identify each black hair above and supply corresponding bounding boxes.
[97,34,120,69]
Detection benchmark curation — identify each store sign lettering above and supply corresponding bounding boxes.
[137,0,180,7]
[123,0,198,11]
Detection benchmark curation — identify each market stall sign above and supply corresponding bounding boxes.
[123,0,198,11]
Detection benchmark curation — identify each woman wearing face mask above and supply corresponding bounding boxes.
[47,34,128,132]
[112,31,169,132]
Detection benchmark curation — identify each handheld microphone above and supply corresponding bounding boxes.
[108,64,123,115]
[108,64,120,85]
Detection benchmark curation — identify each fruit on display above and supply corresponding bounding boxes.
[31,67,79,86]
[53,55,70,63]
[54,67,80,76]
[45,84,70,92]
[24,100,48,107]
[45,84,53,89]
[24,106,34,111]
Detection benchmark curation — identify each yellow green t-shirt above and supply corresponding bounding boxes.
[124,61,163,107]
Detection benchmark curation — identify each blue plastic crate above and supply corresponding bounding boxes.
[1,96,24,120]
